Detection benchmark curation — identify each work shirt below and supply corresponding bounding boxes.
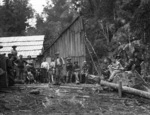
[50,61,55,69]
[66,62,73,71]
[73,64,80,72]
[15,59,26,69]
[41,62,49,70]
[82,64,89,73]
[55,57,64,67]
[26,59,34,67]
[11,49,17,57]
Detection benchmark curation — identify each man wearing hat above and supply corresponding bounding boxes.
[66,57,73,83]
[73,61,80,84]
[54,52,64,85]
[11,45,18,61]
[108,55,124,82]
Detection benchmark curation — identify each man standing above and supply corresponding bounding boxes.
[81,61,89,83]
[54,52,64,85]
[11,46,18,61]
[41,58,49,83]
[49,57,55,84]
[73,61,80,84]
[14,55,26,80]
[66,57,73,83]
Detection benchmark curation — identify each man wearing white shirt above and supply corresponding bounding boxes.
[41,58,49,83]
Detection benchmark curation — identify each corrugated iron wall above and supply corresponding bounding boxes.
[44,16,86,68]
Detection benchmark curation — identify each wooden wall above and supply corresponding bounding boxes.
[44,16,86,68]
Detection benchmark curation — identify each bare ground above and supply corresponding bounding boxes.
[0,83,150,115]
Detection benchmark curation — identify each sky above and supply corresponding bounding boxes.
[28,0,51,27]
[29,0,47,14]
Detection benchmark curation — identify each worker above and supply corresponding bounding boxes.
[49,57,55,84]
[54,52,64,85]
[41,58,49,83]
[11,45,18,61]
[14,55,26,81]
[81,61,89,83]
[73,61,80,84]
[108,55,124,82]
[25,55,35,83]
[66,57,73,83]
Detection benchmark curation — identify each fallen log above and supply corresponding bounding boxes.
[101,80,150,99]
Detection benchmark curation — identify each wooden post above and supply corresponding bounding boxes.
[118,80,122,98]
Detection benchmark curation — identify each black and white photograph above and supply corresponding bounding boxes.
[0,0,150,115]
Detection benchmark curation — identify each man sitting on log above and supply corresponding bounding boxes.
[108,55,124,82]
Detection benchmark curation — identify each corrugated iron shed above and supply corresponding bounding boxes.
[0,35,44,58]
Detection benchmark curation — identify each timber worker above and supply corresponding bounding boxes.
[49,57,55,84]
[11,45,18,61]
[14,55,26,80]
[133,52,144,74]
[73,61,80,84]
[66,57,73,83]
[81,61,89,83]
[41,58,49,83]
[54,52,64,85]
[108,55,124,82]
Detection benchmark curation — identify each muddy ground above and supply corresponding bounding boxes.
[0,83,150,115]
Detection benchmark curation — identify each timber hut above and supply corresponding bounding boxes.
[43,16,86,68]
[0,35,44,87]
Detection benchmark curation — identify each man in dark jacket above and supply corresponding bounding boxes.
[15,55,26,80]
[54,52,64,85]
[66,57,73,83]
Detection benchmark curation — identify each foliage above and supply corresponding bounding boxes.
[0,0,33,36]
[26,0,76,50]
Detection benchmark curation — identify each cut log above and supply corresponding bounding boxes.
[101,80,150,99]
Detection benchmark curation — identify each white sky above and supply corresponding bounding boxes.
[29,0,48,14]
[29,0,51,27]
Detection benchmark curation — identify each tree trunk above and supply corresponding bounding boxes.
[101,80,150,99]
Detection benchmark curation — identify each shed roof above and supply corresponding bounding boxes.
[0,35,44,58]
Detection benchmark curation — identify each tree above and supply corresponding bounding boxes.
[0,0,33,36]
[38,0,75,50]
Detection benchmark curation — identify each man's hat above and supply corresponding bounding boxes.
[55,52,59,55]
[12,45,17,48]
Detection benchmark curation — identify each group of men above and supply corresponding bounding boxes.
[103,51,144,82]
[6,46,35,82]
[41,52,90,85]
